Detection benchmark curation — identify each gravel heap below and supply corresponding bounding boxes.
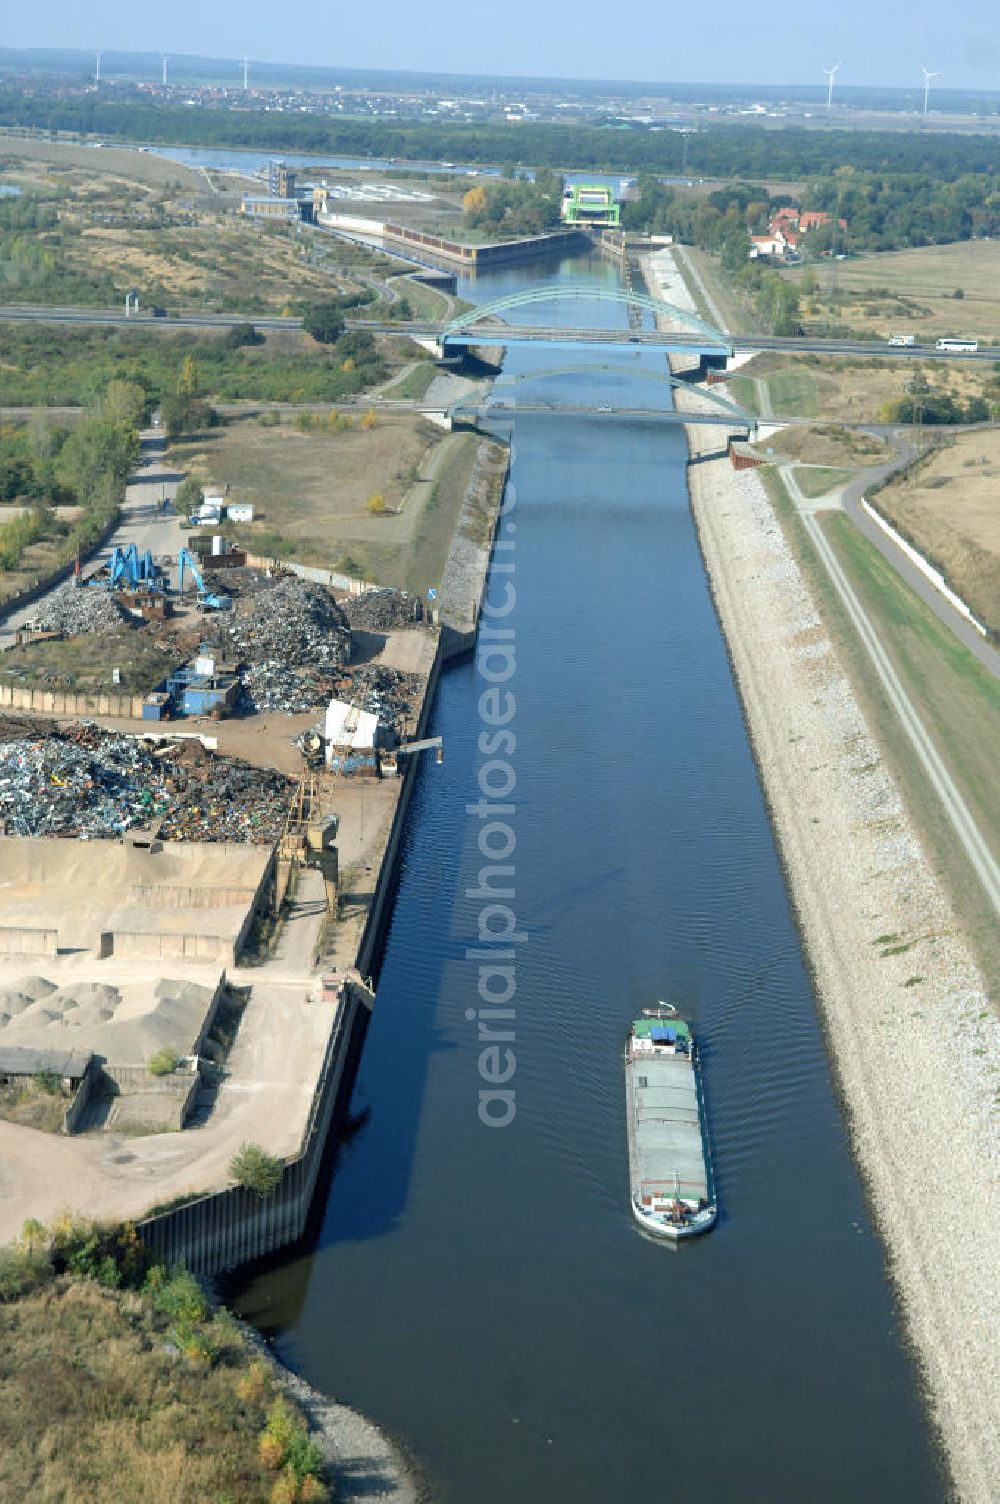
[0,725,292,842]
[341,588,423,631]
[30,583,127,635]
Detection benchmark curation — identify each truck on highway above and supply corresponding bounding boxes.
[887,334,915,347]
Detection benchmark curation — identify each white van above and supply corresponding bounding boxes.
[887,334,915,347]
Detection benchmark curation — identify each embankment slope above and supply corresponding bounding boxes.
[646,248,1000,1501]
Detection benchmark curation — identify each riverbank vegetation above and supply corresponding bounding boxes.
[0,1219,329,1502]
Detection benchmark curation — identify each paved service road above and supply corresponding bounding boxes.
[781,436,1000,685]
[0,427,183,646]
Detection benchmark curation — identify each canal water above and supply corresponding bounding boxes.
[229,252,943,1501]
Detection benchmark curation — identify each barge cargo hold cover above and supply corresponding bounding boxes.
[625,1008,716,1241]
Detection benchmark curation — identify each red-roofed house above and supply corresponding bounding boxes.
[799,211,848,233]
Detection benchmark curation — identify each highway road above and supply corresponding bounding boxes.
[1,302,999,364]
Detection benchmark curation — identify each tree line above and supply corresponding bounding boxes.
[4,92,1000,181]
[462,171,564,238]
[625,170,1000,258]
[0,385,141,574]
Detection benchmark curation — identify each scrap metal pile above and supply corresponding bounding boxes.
[0,724,293,842]
[219,576,352,714]
[341,587,424,631]
[334,664,422,724]
[30,583,127,635]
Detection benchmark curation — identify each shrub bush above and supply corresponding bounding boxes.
[230,1142,283,1197]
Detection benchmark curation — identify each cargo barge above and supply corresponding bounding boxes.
[625,1005,716,1241]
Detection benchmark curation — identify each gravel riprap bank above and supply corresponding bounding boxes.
[644,247,1000,1501]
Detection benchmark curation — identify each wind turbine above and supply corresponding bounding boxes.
[823,61,842,111]
[920,65,941,116]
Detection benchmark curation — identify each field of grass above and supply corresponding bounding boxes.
[722,374,759,414]
[0,534,65,607]
[396,430,484,596]
[0,628,178,695]
[172,412,462,584]
[0,1264,325,1503]
[762,465,1000,991]
[0,134,204,192]
[678,245,751,332]
[820,512,1000,805]
[378,361,439,400]
[746,352,986,424]
[766,367,820,417]
[0,1074,70,1132]
[751,424,892,468]
[789,241,1000,344]
[870,431,1000,635]
[791,465,854,497]
[0,134,409,317]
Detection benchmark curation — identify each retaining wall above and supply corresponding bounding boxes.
[0,925,58,956]
[357,636,443,979]
[439,439,509,659]
[129,883,260,910]
[133,444,509,1270]
[136,982,365,1272]
[0,683,142,717]
[110,929,236,965]
[241,552,377,596]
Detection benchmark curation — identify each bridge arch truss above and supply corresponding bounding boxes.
[442,282,730,349]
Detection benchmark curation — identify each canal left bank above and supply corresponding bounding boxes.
[0,435,506,1501]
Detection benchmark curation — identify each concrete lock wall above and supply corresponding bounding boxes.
[136,984,363,1273]
[0,926,58,956]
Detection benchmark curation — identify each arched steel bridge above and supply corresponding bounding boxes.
[438,282,732,360]
[450,362,755,430]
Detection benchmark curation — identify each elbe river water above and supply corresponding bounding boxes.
[229,251,944,1502]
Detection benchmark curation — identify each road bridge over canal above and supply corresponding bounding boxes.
[449,361,756,432]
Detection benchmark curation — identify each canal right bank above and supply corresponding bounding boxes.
[228,250,946,1503]
[645,245,1000,1501]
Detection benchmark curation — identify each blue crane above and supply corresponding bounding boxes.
[177,548,231,612]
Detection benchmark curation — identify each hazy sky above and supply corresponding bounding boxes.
[8,0,1000,90]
